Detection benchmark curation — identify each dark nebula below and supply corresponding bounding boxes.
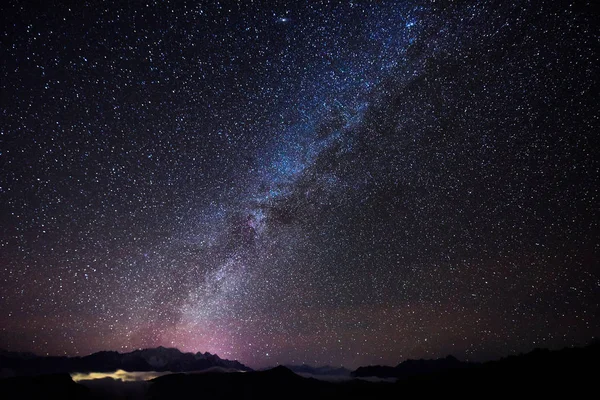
[1,1,597,368]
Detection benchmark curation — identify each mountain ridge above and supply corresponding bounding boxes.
[351,354,472,378]
[283,364,351,376]
[0,346,251,376]
[1,343,597,399]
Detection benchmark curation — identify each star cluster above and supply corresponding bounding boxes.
[1,1,598,368]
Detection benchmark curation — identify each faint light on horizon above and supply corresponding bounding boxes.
[71,369,170,382]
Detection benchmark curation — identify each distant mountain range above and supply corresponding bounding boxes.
[284,364,350,376]
[3,341,598,384]
[2,344,598,399]
[351,354,472,379]
[0,346,251,376]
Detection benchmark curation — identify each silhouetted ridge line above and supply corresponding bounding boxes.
[1,343,597,399]
[0,346,251,376]
[284,364,351,376]
[352,354,471,378]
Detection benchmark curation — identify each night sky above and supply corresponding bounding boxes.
[1,1,598,369]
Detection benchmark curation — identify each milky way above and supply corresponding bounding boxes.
[1,1,598,368]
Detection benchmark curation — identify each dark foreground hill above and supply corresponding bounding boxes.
[284,364,351,376]
[352,354,471,378]
[0,343,597,399]
[0,346,250,376]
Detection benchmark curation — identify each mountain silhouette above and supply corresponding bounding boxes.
[0,343,597,399]
[284,364,351,376]
[352,354,471,379]
[0,346,250,377]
